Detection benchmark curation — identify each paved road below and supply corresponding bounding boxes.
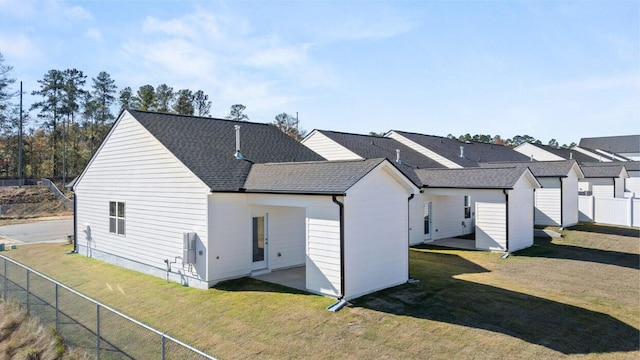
[0,219,73,244]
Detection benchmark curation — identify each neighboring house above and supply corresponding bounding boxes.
[622,162,640,195]
[513,142,610,163]
[415,167,540,252]
[73,110,419,301]
[386,130,530,168]
[301,129,446,184]
[302,130,540,251]
[578,163,629,198]
[579,135,640,161]
[482,161,584,228]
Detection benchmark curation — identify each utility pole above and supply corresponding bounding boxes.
[18,81,23,186]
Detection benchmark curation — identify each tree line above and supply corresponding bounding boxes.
[445,133,577,149]
[0,53,305,182]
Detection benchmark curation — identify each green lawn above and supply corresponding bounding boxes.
[2,224,639,359]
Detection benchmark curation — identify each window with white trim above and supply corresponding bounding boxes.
[109,201,125,235]
[464,196,471,219]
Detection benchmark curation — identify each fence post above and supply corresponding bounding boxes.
[2,258,6,301]
[26,269,30,314]
[55,283,59,332]
[96,304,101,360]
[161,334,166,360]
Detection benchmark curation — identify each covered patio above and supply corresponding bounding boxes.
[252,266,306,291]
[426,237,477,250]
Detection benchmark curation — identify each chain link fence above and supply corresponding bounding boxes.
[0,255,217,360]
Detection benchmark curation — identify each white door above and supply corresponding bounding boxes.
[423,202,432,241]
[252,215,268,271]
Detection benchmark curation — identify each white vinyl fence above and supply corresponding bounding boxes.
[578,196,640,227]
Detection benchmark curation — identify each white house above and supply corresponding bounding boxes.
[385,130,530,168]
[579,135,640,161]
[73,110,418,301]
[301,130,541,252]
[578,163,629,198]
[480,161,583,228]
[415,167,540,252]
[513,142,611,163]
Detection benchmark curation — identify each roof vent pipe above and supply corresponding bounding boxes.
[530,154,534,162]
[235,125,241,153]
[396,149,402,164]
[233,125,251,162]
[460,146,465,159]
[570,152,573,160]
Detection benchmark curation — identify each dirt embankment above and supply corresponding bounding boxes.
[0,186,73,221]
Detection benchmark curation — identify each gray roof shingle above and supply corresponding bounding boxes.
[415,167,535,189]
[480,160,581,177]
[579,135,640,153]
[130,110,325,191]
[522,143,607,163]
[313,130,445,184]
[244,158,388,194]
[391,131,530,166]
[579,162,629,178]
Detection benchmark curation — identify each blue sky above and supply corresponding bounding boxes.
[1,0,638,146]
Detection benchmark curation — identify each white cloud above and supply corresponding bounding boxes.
[64,5,93,22]
[85,28,102,42]
[0,33,42,60]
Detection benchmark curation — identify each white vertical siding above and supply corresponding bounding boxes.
[578,195,594,222]
[626,178,640,194]
[592,180,614,198]
[430,195,466,239]
[594,198,632,227]
[306,208,341,297]
[75,112,211,287]
[633,199,640,227]
[475,202,506,251]
[208,193,252,282]
[562,172,579,227]
[301,131,362,161]
[343,164,409,300]
[409,194,428,245]
[535,186,561,226]
[263,207,306,270]
[508,178,535,252]
[387,132,463,168]
[614,177,626,198]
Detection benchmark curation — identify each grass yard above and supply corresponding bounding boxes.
[2,224,638,359]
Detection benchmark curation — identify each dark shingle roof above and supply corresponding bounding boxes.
[521,143,600,163]
[244,158,388,194]
[391,131,530,167]
[579,163,627,178]
[579,135,640,153]
[130,110,325,191]
[312,130,445,184]
[480,160,581,178]
[415,167,536,189]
